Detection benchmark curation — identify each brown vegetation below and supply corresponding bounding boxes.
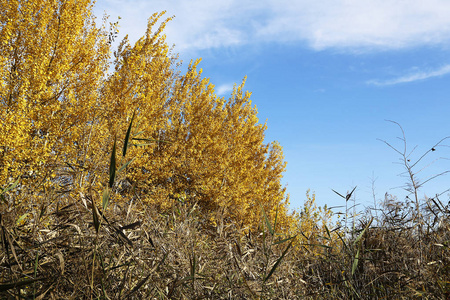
[1,177,449,299]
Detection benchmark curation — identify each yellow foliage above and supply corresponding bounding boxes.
[0,0,109,189]
[293,190,338,255]
[1,0,294,230]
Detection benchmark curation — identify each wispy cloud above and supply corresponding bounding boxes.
[367,64,450,86]
[216,84,234,96]
[95,0,450,53]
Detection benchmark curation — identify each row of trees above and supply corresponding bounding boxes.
[1,0,295,230]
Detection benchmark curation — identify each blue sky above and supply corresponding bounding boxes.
[93,1,450,212]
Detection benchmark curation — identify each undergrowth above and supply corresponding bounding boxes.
[1,120,449,299]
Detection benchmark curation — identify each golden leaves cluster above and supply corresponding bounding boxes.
[1,0,109,190]
[1,0,295,230]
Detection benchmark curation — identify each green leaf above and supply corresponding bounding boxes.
[273,205,279,234]
[337,232,349,252]
[324,224,331,240]
[351,249,360,276]
[273,235,297,245]
[332,186,357,201]
[16,213,28,225]
[346,186,357,201]
[118,158,135,174]
[1,178,20,199]
[123,111,135,157]
[109,137,117,188]
[132,130,144,137]
[331,189,345,199]
[303,243,332,249]
[264,240,293,282]
[260,204,273,236]
[102,187,110,211]
[132,143,157,147]
[132,138,169,142]
[353,217,373,246]
[190,254,197,278]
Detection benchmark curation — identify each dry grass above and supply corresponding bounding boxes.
[1,186,449,299]
[0,191,299,299]
[296,193,450,299]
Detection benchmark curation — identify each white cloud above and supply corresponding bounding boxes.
[367,64,450,86]
[261,0,450,51]
[216,84,234,96]
[94,0,450,53]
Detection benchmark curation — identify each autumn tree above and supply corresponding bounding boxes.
[0,0,110,202]
[1,0,295,231]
